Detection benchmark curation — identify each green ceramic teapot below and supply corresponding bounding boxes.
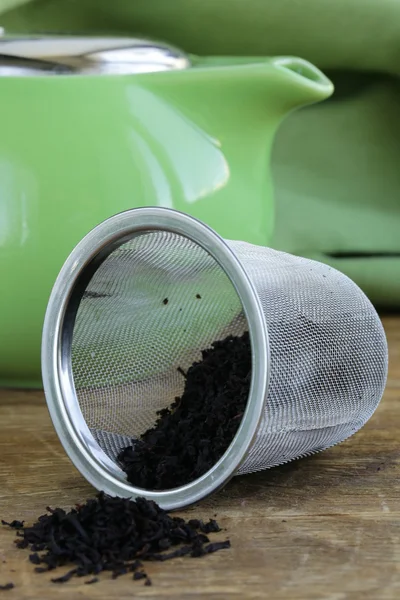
[0,34,333,388]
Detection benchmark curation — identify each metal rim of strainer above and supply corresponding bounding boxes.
[41,207,270,510]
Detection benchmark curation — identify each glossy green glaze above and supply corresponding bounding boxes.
[0,56,333,387]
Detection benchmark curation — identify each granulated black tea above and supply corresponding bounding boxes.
[1,520,24,529]
[2,493,229,586]
[118,331,251,490]
[0,583,14,591]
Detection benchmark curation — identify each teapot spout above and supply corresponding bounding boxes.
[267,56,334,110]
[189,54,333,112]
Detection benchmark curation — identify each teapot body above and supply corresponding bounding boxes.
[0,36,333,387]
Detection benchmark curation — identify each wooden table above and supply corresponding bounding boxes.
[0,316,399,599]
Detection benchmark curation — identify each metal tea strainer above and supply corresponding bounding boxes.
[42,208,388,509]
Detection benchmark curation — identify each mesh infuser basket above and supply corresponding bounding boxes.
[42,208,388,509]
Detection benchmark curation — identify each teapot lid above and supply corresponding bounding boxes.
[0,33,191,76]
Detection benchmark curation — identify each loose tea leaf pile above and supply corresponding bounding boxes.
[119,331,251,490]
[2,493,229,586]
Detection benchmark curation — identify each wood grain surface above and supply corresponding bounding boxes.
[0,316,399,599]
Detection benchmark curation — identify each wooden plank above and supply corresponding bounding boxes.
[0,316,399,599]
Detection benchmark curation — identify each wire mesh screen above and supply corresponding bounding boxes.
[70,232,387,478]
[227,242,387,474]
[71,231,247,455]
